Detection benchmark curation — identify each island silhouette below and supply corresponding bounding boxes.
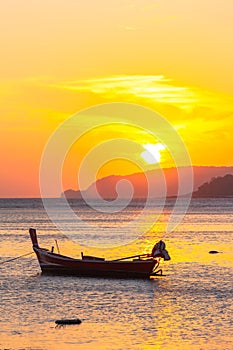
[62,166,233,199]
[193,174,233,197]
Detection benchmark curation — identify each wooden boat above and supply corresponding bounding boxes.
[29,228,170,279]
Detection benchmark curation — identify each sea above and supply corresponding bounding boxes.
[0,198,232,350]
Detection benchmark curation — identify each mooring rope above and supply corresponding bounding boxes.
[0,251,34,265]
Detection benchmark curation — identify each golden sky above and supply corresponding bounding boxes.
[0,0,233,197]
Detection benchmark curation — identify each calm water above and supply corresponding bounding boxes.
[0,198,232,350]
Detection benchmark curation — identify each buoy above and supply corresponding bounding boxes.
[55,318,82,325]
[209,250,219,254]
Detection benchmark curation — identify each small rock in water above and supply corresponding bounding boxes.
[55,318,82,325]
[209,250,219,254]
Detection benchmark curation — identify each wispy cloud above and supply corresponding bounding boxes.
[50,75,199,109]
[49,75,233,112]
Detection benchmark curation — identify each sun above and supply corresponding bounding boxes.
[141,143,166,164]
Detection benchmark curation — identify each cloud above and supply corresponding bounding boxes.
[49,75,233,113]
[50,75,196,109]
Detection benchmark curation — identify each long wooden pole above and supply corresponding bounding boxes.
[112,253,151,261]
[55,240,60,254]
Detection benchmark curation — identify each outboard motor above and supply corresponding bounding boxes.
[151,240,171,261]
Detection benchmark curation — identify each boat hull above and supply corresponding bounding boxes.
[40,266,155,279]
[34,247,157,279]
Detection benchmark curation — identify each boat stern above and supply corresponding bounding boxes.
[151,240,171,261]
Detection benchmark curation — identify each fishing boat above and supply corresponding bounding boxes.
[29,228,170,279]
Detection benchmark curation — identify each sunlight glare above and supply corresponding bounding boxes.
[141,143,166,164]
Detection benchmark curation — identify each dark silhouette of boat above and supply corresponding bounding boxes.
[29,228,170,279]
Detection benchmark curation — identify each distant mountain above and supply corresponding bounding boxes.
[62,166,233,199]
[193,174,233,197]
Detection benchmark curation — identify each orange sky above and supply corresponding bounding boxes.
[0,0,233,197]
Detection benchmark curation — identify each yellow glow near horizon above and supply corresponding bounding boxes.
[61,123,171,191]
[1,74,233,197]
